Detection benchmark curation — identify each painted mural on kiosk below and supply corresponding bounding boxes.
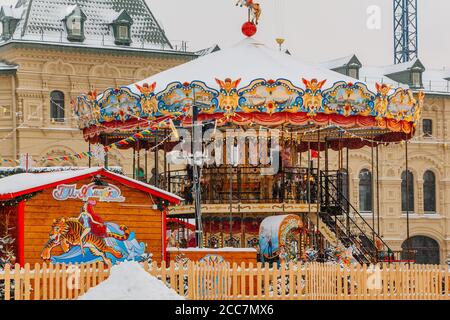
[40,183,146,265]
[259,214,303,263]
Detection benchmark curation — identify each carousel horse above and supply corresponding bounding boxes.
[236,0,262,25]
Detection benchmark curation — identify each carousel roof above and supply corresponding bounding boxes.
[130,38,359,93]
[75,36,424,146]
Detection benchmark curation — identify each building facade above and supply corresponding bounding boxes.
[322,55,450,264]
[0,0,195,172]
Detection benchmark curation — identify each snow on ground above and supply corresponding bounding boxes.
[79,261,184,300]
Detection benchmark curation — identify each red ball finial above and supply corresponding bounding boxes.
[242,21,257,37]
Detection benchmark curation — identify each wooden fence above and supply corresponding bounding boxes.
[1,261,449,300]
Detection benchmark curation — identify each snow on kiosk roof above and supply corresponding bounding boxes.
[0,167,182,203]
[75,17,424,150]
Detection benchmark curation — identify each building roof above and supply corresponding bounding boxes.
[0,167,182,203]
[0,61,18,72]
[0,0,173,51]
[318,54,362,70]
[320,54,450,94]
[195,44,220,57]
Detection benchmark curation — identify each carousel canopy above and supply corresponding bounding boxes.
[75,37,424,145]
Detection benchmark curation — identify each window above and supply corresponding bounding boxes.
[348,68,358,79]
[423,119,432,137]
[423,171,436,213]
[2,21,9,37]
[27,105,39,120]
[70,18,81,36]
[0,105,11,118]
[50,91,65,122]
[118,25,129,39]
[359,169,372,212]
[64,6,86,42]
[112,10,133,46]
[401,170,414,212]
[411,71,422,88]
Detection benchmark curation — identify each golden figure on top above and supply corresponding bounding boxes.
[236,0,262,25]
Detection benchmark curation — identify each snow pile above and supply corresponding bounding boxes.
[79,261,184,300]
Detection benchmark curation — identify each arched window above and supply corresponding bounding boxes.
[359,169,372,212]
[402,236,440,265]
[401,170,414,212]
[423,170,436,213]
[50,91,65,122]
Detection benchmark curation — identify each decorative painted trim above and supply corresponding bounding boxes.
[75,79,424,140]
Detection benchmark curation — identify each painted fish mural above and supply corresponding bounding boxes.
[41,200,146,265]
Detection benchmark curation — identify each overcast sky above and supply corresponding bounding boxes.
[2,0,449,69]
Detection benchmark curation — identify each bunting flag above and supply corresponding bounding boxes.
[1,158,19,164]
[0,113,188,165]
[169,119,179,139]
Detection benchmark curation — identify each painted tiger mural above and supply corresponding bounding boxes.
[41,217,130,265]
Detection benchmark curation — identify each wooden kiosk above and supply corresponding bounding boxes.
[0,167,182,266]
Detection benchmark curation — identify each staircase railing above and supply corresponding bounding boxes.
[319,171,394,264]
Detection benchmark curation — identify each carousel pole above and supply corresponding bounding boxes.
[192,94,203,248]
[132,145,136,179]
[371,137,375,243]
[164,129,168,189]
[324,137,329,210]
[154,135,159,187]
[104,135,109,169]
[307,140,311,211]
[137,138,140,180]
[346,145,350,234]
[405,136,411,260]
[376,144,380,235]
[88,141,91,168]
[229,139,233,245]
[316,128,321,251]
[145,147,148,183]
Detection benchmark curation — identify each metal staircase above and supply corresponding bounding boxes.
[318,171,394,264]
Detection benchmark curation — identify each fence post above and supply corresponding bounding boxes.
[445,266,449,299]
[296,262,302,300]
[13,263,21,300]
[240,261,246,299]
[280,262,286,299]
[249,262,254,299]
[161,260,167,287]
[256,262,262,299]
[187,261,194,300]
[169,260,176,292]
[23,263,31,300]
[264,262,270,300]
[178,263,185,297]
[288,262,294,300]
[55,264,61,300]
[232,263,238,299]
[272,262,278,300]
[61,263,67,300]
[3,263,10,301]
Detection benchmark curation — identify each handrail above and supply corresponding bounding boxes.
[320,172,393,260]
[322,172,391,250]
[164,166,320,205]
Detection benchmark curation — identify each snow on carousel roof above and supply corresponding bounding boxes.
[130,37,363,94]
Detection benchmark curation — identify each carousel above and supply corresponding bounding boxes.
[74,2,423,264]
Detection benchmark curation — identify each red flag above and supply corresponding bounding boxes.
[311,150,319,159]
